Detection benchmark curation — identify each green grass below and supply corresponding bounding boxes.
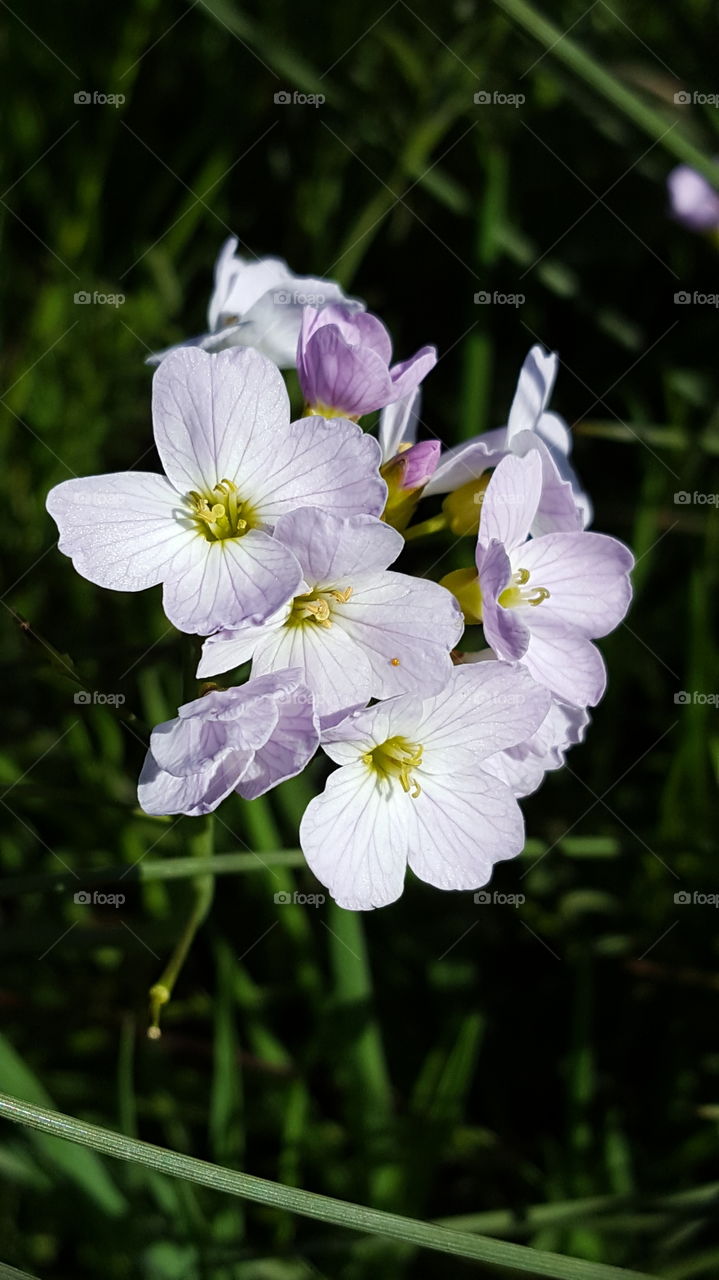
[1,0,718,1276]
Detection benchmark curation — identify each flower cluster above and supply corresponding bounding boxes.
[47,240,634,910]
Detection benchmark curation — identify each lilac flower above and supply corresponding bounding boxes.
[47,347,386,636]
[297,305,437,418]
[299,662,551,910]
[138,670,319,816]
[667,165,719,232]
[449,452,633,708]
[148,238,363,368]
[458,654,590,795]
[424,345,591,536]
[198,507,463,719]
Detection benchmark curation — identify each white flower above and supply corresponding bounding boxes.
[47,347,385,635]
[299,662,550,910]
[198,507,463,719]
[148,238,364,369]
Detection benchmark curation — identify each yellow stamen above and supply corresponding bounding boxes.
[187,479,254,542]
[288,584,353,629]
[363,736,424,798]
[499,567,551,610]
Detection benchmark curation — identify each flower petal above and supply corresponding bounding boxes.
[272,507,403,582]
[510,430,583,536]
[478,540,531,662]
[300,763,410,909]
[246,416,386,521]
[378,387,421,460]
[517,531,633,636]
[478,451,542,552]
[422,430,507,497]
[162,529,302,634]
[251,614,374,719]
[300,326,393,416]
[506,345,558,443]
[406,768,525,889]
[414,662,551,764]
[152,346,290,494]
[522,611,607,706]
[237,674,319,799]
[46,472,194,591]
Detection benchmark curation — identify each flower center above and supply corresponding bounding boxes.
[287,585,353,629]
[187,480,255,542]
[302,402,361,423]
[362,735,424,798]
[498,567,550,609]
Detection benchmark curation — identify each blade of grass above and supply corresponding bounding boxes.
[0,1092,659,1279]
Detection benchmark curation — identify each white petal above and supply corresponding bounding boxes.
[162,529,302,634]
[246,416,386,521]
[378,387,421,460]
[46,472,195,591]
[523,612,607,707]
[422,431,506,497]
[414,663,551,765]
[300,763,410,909]
[506,345,558,443]
[406,767,525,889]
[152,346,290,494]
[333,572,463,699]
[478,451,543,553]
[197,610,287,677]
[251,617,374,719]
[320,695,423,765]
[272,508,403,582]
[517,532,633,637]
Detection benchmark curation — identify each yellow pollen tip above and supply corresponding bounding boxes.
[390,657,400,666]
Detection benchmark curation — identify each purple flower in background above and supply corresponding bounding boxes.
[424,345,591,536]
[471,452,633,707]
[138,670,319,816]
[47,347,386,635]
[299,662,550,910]
[297,305,437,418]
[667,164,719,232]
[148,238,364,368]
[198,507,463,719]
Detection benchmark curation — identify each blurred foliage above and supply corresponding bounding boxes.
[1,0,718,1276]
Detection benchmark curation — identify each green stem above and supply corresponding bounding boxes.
[0,1092,658,1279]
[403,513,448,541]
[148,814,215,1038]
